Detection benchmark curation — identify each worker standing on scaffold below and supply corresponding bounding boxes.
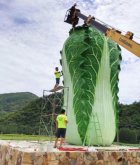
[54,67,62,90]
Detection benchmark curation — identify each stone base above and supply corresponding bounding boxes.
[0,141,140,165]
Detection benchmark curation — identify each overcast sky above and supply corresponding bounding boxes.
[0,0,140,104]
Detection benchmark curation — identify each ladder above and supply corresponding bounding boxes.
[92,112,103,146]
[83,111,103,146]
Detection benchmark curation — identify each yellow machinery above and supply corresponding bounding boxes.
[64,4,140,58]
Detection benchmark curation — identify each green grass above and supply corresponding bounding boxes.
[0,134,139,148]
[0,134,55,141]
[113,142,140,147]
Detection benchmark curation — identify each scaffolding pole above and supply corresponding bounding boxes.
[39,87,69,142]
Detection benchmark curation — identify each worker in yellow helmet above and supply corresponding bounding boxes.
[54,67,62,90]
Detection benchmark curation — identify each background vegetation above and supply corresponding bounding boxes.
[0,92,139,144]
[0,92,38,114]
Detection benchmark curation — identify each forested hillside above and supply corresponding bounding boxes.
[0,92,139,143]
[119,102,140,143]
[0,92,62,135]
[0,92,38,114]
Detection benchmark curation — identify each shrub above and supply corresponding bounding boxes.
[119,128,137,143]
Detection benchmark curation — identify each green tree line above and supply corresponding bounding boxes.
[0,92,139,144]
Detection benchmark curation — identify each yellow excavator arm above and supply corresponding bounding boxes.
[106,29,140,58]
[64,4,140,58]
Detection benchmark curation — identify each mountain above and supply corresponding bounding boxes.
[0,92,62,135]
[0,92,38,114]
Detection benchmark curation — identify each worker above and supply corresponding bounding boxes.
[54,109,68,148]
[83,15,95,27]
[70,3,76,17]
[65,3,79,28]
[54,67,62,90]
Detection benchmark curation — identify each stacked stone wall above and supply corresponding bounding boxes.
[0,145,140,164]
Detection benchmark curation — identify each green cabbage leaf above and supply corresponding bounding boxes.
[62,26,121,146]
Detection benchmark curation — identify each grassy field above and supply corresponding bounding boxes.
[0,134,139,148]
[0,134,55,141]
[113,142,140,147]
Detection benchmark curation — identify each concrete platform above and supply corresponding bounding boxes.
[0,140,139,152]
[0,140,140,164]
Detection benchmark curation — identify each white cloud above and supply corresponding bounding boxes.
[0,0,139,104]
[119,60,140,103]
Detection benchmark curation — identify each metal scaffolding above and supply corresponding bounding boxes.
[39,87,69,141]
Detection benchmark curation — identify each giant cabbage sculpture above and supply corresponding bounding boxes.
[61,26,121,146]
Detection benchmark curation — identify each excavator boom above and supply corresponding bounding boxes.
[64,5,140,58]
[77,13,108,33]
[106,30,140,57]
